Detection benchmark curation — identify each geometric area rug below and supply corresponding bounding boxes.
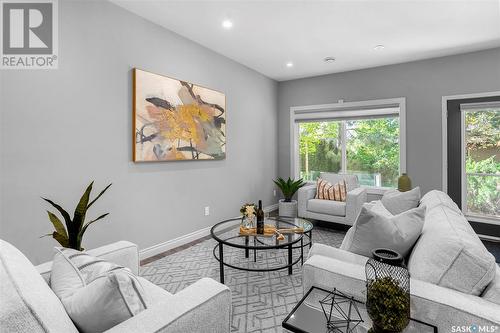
[140,226,346,333]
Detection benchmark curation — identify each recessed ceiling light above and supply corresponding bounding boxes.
[286,62,294,68]
[222,19,233,29]
[374,45,385,51]
[324,57,336,63]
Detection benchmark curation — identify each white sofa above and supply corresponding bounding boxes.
[303,190,500,330]
[298,173,367,225]
[0,239,231,333]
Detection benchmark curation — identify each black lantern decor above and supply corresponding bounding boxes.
[365,249,410,333]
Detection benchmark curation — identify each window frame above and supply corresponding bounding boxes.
[290,97,406,190]
[460,102,500,223]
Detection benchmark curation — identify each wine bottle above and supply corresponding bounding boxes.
[256,200,264,234]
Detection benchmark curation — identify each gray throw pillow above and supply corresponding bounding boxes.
[482,266,500,305]
[381,187,421,215]
[343,201,425,258]
[50,248,148,333]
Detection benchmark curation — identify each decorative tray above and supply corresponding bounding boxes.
[239,224,304,240]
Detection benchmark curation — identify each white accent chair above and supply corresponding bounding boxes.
[298,173,367,225]
[0,239,232,333]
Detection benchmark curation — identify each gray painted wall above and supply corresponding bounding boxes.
[0,0,278,264]
[278,48,500,194]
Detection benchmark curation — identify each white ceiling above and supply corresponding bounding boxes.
[111,0,500,81]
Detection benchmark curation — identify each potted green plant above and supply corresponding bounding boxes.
[366,276,410,333]
[365,249,410,333]
[41,181,112,251]
[273,177,305,217]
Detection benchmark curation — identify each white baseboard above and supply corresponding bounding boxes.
[139,225,212,260]
[264,203,278,213]
[139,203,278,260]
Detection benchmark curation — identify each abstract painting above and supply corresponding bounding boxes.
[133,68,226,161]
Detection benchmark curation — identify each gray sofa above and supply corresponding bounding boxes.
[298,173,367,225]
[303,190,500,330]
[0,239,231,333]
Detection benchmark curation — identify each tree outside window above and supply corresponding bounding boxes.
[298,116,400,187]
[464,109,500,219]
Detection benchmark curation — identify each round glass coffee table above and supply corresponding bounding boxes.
[210,217,313,284]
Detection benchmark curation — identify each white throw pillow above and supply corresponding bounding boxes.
[381,187,421,215]
[343,201,425,258]
[50,248,148,333]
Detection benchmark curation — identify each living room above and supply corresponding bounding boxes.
[0,0,499,332]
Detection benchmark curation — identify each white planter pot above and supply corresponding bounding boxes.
[279,199,298,217]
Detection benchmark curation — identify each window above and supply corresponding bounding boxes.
[292,98,405,189]
[299,120,342,181]
[346,117,400,187]
[461,102,500,221]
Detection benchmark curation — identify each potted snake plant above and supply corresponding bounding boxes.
[273,177,305,217]
[41,181,112,251]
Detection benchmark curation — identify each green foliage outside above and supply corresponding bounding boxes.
[299,121,341,181]
[466,157,499,216]
[465,110,499,151]
[346,118,399,188]
[465,109,499,218]
[299,118,399,187]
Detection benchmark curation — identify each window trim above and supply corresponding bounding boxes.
[289,97,407,187]
[441,91,500,193]
[460,104,500,223]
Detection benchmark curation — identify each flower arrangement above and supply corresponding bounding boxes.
[240,203,257,218]
[240,203,257,229]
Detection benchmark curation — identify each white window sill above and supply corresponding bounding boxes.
[465,214,500,225]
[361,186,393,195]
[304,183,393,195]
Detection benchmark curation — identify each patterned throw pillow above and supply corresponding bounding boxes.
[315,178,347,202]
[339,181,347,201]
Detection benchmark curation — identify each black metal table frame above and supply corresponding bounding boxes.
[211,219,312,284]
[282,286,438,333]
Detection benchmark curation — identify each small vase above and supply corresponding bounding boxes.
[397,173,411,192]
[241,215,255,229]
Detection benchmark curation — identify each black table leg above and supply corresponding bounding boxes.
[300,237,304,265]
[219,243,224,284]
[308,230,313,249]
[288,244,293,275]
[253,238,256,262]
[245,236,249,258]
